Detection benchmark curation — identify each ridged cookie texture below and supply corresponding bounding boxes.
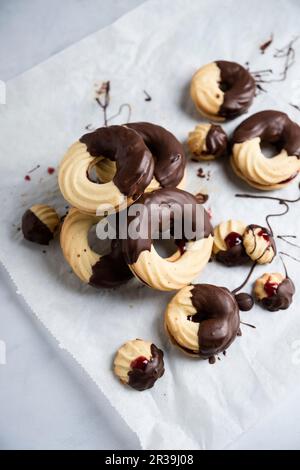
[58,142,128,215]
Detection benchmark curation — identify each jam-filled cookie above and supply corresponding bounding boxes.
[190,61,255,121]
[59,123,186,215]
[113,339,165,391]
[188,123,228,161]
[213,219,249,266]
[60,208,132,288]
[243,224,276,264]
[22,204,60,245]
[254,272,295,311]
[121,188,214,291]
[231,110,300,190]
[165,284,240,360]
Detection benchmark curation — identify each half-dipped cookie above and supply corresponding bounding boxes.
[60,208,132,288]
[165,284,240,361]
[213,220,249,266]
[254,272,295,311]
[231,110,300,190]
[114,339,165,391]
[22,204,60,245]
[188,123,228,161]
[190,61,255,121]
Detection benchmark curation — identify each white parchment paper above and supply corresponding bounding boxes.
[1,0,300,449]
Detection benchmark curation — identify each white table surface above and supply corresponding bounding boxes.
[1,0,300,450]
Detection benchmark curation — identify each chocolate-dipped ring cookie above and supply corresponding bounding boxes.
[114,339,165,391]
[95,122,186,191]
[188,124,228,161]
[190,61,255,121]
[232,111,300,190]
[213,220,249,266]
[121,188,213,291]
[254,272,295,311]
[60,208,132,288]
[165,284,240,359]
[243,225,276,264]
[59,125,154,215]
[22,204,60,245]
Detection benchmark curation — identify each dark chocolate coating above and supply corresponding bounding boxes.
[190,284,240,358]
[126,122,186,187]
[235,292,254,311]
[216,244,249,267]
[22,209,54,245]
[261,278,295,312]
[80,125,154,199]
[89,239,133,289]
[232,110,300,158]
[216,61,256,119]
[121,188,213,265]
[128,344,165,391]
[244,224,276,262]
[206,124,228,158]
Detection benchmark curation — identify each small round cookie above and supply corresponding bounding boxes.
[234,292,254,312]
[254,272,295,311]
[165,284,240,360]
[113,339,165,391]
[22,204,60,245]
[190,61,255,121]
[231,110,300,190]
[121,188,214,291]
[243,225,276,264]
[60,208,132,288]
[213,220,249,266]
[188,123,228,161]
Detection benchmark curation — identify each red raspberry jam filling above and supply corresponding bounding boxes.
[264,278,279,297]
[257,229,270,242]
[131,356,149,371]
[225,231,243,249]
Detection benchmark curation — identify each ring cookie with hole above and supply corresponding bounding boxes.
[231,110,300,190]
[165,284,240,361]
[22,204,60,245]
[113,339,165,391]
[60,208,133,288]
[59,122,186,215]
[190,61,255,121]
[187,123,228,161]
[121,188,214,291]
[254,272,295,311]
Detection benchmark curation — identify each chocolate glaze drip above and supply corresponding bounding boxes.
[205,124,228,158]
[128,344,165,391]
[245,224,276,261]
[121,188,213,265]
[216,61,256,119]
[190,284,240,358]
[261,278,295,311]
[80,125,154,199]
[22,210,54,245]
[232,110,300,157]
[126,122,186,188]
[89,239,133,289]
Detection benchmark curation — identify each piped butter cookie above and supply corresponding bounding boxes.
[190,61,255,121]
[113,339,165,391]
[22,204,60,245]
